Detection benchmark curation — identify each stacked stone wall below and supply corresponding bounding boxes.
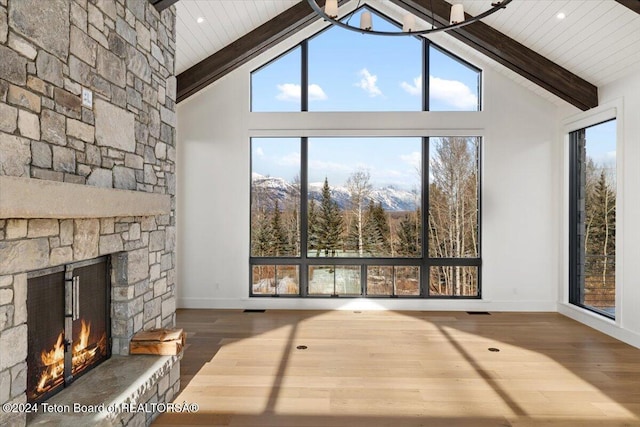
[0,1,177,425]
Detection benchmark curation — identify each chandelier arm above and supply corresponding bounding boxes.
[306,0,513,36]
[345,0,363,26]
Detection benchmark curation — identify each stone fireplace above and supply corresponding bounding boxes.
[0,0,179,425]
[0,187,180,426]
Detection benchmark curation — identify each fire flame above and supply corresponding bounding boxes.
[36,331,65,393]
[34,320,107,396]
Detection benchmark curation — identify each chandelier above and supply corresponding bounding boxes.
[306,0,512,36]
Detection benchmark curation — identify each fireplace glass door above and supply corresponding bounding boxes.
[27,257,111,403]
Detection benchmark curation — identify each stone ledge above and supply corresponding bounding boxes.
[0,176,170,219]
[29,354,181,427]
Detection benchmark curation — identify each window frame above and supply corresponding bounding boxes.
[249,136,482,299]
[568,119,617,320]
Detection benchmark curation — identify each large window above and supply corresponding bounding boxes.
[569,120,616,318]
[251,6,481,112]
[249,7,482,298]
[250,137,481,298]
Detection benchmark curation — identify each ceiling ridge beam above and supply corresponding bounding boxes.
[177,0,351,103]
[390,0,597,111]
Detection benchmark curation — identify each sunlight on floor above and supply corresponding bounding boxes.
[156,310,640,426]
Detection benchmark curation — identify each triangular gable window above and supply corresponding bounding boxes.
[251,5,481,112]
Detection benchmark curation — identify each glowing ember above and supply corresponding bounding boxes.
[33,320,107,397]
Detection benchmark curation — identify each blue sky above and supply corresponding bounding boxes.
[585,119,616,170]
[252,137,421,190]
[251,7,480,112]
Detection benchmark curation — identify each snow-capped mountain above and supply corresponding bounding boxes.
[252,174,418,211]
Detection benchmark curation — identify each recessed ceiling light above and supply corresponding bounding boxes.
[197,17,205,24]
[556,12,566,20]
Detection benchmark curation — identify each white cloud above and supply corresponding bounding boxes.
[276,83,327,101]
[308,84,328,101]
[276,83,300,101]
[255,147,264,156]
[400,151,421,170]
[355,68,383,97]
[278,152,301,166]
[429,75,478,110]
[309,160,352,173]
[400,76,422,96]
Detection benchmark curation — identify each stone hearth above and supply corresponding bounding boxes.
[29,355,180,427]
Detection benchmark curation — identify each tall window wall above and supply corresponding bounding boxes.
[249,7,482,298]
[569,120,617,318]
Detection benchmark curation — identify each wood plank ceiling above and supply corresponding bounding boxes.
[174,0,640,109]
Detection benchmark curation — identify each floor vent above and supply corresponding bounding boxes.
[467,311,491,315]
[243,309,266,313]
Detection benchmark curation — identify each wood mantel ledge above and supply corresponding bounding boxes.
[0,176,171,219]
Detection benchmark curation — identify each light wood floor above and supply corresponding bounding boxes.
[154,309,640,427]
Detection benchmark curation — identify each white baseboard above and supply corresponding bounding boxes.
[177,297,556,312]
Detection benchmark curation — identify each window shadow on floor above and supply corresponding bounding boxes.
[155,309,640,427]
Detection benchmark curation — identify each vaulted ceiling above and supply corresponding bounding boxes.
[174,0,640,110]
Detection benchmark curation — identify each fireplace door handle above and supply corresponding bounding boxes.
[73,276,80,321]
[65,278,73,317]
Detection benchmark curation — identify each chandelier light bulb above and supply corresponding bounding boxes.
[450,4,465,25]
[325,0,338,19]
[360,11,372,31]
[402,14,416,32]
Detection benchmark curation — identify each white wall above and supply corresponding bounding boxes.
[177,17,566,312]
[558,72,640,348]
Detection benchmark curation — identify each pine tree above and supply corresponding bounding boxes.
[362,201,391,256]
[396,208,421,257]
[251,208,274,256]
[317,177,344,257]
[271,200,288,256]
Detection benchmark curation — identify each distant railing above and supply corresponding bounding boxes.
[583,254,615,310]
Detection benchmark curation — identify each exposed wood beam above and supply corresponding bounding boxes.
[149,0,179,13]
[615,0,640,15]
[390,0,598,111]
[177,0,350,103]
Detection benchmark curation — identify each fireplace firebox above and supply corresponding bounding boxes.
[26,257,111,403]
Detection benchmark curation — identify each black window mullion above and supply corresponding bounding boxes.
[361,264,367,296]
[422,136,430,297]
[423,39,429,112]
[569,129,585,305]
[476,137,483,298]
[300,137,309,296]
[301,41,308,112]
[477,71,482,111]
